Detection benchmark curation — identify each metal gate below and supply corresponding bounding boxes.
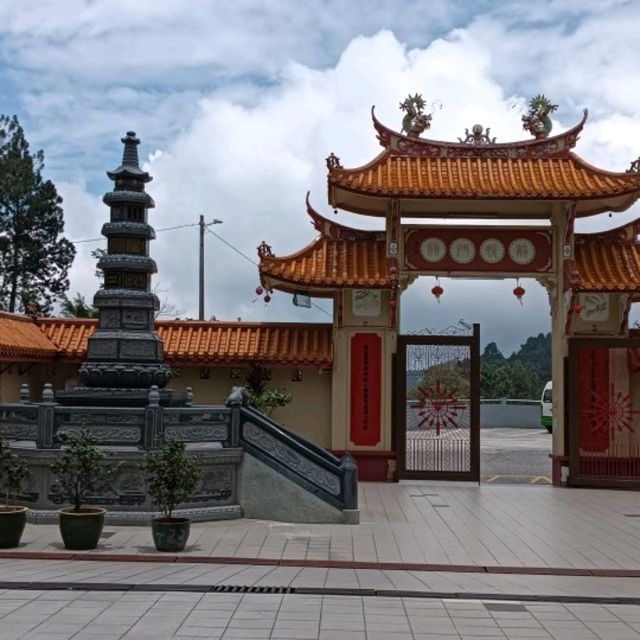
[396,324,480,480]
[568,337,640,488]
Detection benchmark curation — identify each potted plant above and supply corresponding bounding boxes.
[0,439,30,548]
[142,438,200,552]
[50,428,110,550]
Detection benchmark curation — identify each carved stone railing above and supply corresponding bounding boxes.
[0,403,39,441]
[0,384,357,515]
[234,404,358,512]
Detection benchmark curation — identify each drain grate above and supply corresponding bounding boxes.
[624,514,640,518]
[0,581,638,606]
[210,585,293,594]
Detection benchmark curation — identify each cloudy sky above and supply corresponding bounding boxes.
[1,0,639,355]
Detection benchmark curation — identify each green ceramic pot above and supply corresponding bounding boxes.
[0,506,28,548]
[152,517,191,552]
[58,507,106,550]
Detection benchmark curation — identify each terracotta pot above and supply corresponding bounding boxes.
[0,506,28,548]
[152,517,190,552]
[58,507,106,550]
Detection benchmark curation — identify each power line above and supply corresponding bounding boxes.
[205,227,332,318]
[70,221,204,244]
[71,220,332,318]
[205,228,258,266]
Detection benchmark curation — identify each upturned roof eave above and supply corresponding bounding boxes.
[329,186,640,218]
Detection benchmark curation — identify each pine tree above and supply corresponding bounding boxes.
[0,115,75,314]
[60,293,98,318]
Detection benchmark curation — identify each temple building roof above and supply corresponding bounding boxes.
[327,108,640,217]
[259,197,390,295]
[0,312,59,361]
[1,317,333,367]
[573,221,640,292]
[260,202,640,295]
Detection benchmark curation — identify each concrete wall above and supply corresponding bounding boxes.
[407,400,543,429]
[238,453,350,524]
[480,400,542,429]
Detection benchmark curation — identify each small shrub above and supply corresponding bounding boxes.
[251,388,293,417]
[50,429,110,512]
[0,439,29,507]
[142,439,200,520]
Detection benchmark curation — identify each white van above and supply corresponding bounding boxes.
[540,381,552,433]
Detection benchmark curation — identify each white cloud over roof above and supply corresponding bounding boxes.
[1,1,639,353]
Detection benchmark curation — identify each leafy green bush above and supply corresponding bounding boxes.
[142,439,200,520]
[50,429,110,512]
[0,439,29,507]
[251,388,293,417]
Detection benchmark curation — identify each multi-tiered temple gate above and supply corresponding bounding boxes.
[260,94,640,485]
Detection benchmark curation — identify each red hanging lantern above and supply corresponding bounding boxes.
[389,299,397,311]
[431,283,444,303]
[572,303,584,314]
[255,286,264,296]
[263,294,271,303]
[513,281,525,305]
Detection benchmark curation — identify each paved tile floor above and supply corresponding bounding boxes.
[14,483,640,569]
[2,557,640,599]
[2,588,640,640]
[4,483,640,639]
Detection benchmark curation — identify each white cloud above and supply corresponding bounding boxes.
[3,2,640,354]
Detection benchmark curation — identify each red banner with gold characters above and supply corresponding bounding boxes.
[404,227,552,274]
[350,333,382,446]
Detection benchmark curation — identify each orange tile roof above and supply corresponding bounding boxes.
[160,321,332,366]
[38,317,95,358]
[261,210,640,294]
[574,227,640,292]
[0,312,59,360]
[330,153,640,203]
[33,318,333,367]
[260,235,391,294]
[327,109,640,216]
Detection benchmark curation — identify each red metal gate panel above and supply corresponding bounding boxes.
[569,338,640,488]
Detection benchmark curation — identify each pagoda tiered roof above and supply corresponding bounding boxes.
[0,316,333,367]
[327,108,640,217]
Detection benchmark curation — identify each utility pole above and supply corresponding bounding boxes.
[199,215,205,320]
[198,216,223,321]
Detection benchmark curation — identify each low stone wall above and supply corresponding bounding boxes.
[481,400,542,429]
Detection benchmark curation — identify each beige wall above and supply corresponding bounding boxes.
[0,361,333,449]
[0,365,34,402]
[174,366,332,448]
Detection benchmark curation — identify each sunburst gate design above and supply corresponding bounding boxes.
[584,384,639,435]
[416,380,464,435]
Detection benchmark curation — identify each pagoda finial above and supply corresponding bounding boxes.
[121,131,140,168]
[107,130,151,183]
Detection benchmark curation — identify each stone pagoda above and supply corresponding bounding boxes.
[58,132,173,405]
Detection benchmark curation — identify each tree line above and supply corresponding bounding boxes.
[480,333,551,399]
[0,115,74,314]
[409,333,551,401]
